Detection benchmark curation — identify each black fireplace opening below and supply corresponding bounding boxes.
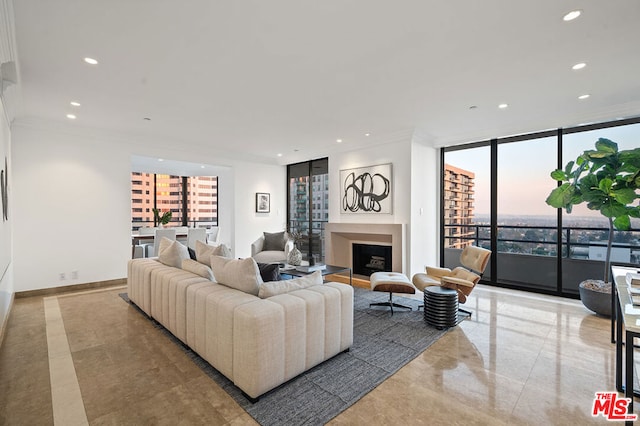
[352,243,392,277]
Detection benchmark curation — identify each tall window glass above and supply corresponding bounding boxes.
[561,123,640,292]
[443,146,492,281]
[496,136,558,292]
[287,158,329,262]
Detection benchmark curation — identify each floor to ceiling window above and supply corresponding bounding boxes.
[442,144,492,282]
[442,117,640,297]
[560,122,640,292]
[496,134,558,292]
[287,158,329,263]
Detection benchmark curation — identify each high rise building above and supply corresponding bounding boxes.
[131,173,218,229]
[443,164,475,248]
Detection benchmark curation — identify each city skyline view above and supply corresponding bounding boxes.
[445,122,640,227]
[131,172,218,230]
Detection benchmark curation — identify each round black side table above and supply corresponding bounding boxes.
[423,286,458,329]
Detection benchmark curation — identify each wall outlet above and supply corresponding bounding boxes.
[71,271,78,280]
[59,272,66,280]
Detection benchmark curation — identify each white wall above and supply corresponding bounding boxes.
[409,139,440,277]
[9,118,438,291]
[328,139,413,272]
[12,125,132,291]
[326,137,440,276]
[11,122,285,291]
[0,98,13,339]
[233,163,287,259]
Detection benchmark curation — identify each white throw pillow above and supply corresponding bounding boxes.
[209,255,262,295]
[181,259,215,281]
[195,240,231,264]
[158,238,190,268]
[258,271,323,298]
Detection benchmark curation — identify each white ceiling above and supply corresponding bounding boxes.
[9,1,640,165]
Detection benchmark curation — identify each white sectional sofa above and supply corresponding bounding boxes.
[127,255,354,400]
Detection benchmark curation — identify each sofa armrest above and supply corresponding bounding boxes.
[232,283,354,399]
[251,236,264,257]
[233,300,287,398]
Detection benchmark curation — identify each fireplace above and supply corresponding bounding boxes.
[325,223,405,274]
[352,243,392,277]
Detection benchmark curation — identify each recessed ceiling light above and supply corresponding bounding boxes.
[578,94,590,99]
[364,133,371,137]
[158,158,164,162]
[277,153,283,157]
[70,101,81,107]
[563,10,581,21]
[83,57,98,65]
[572,62,586,70]
[66,114,76,119]
[336,139,342,143]
[200,165,205,169]
[498,103,508,109]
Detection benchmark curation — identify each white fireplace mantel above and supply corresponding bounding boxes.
[325,223,405,274]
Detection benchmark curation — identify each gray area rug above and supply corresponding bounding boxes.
[120,288,458,425]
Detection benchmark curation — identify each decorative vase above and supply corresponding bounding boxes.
[288,245,302,266]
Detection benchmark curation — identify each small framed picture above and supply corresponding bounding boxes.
[256,192,270,213]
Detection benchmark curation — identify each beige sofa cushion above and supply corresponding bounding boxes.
[195,239,231,264]
[182,259,215,281]
[210,256,263,296]
[158,238,190,268]
[258,271,323,298]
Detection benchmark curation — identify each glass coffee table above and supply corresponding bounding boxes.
[279,264,352,286]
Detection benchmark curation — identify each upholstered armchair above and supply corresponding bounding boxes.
[251,231,293,264]
[412,245,491,306]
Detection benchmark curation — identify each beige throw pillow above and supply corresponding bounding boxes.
[258,271,323,298]
[195,240,231,264]
[181,259,215,281]
[210,256,263,295]
[157,238,190,268]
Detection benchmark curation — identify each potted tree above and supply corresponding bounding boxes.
[546,138,640,318]
[152,208,172,227]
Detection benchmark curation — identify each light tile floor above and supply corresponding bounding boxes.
[0,284,628,425]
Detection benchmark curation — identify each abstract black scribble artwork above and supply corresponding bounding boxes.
[340,163,392,214]
[1,157,7,222]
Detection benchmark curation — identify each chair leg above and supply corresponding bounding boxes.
[459,307,472,317]
[370,292,412,316]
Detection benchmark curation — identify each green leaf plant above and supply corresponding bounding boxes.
[152,207,173,226]
[546,138,640,284]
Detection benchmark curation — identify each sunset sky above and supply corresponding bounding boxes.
[446,122,639,220]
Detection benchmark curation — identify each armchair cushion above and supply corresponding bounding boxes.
[263,231,287,251]
[441,276,475,288]
[450,267,480,284]
[412,273,441,291]
[425,266,452,281]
